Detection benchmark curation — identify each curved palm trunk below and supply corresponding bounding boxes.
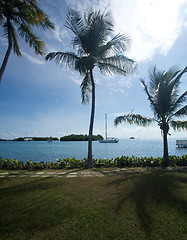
[0,18,12,85]
[86,69,95,169]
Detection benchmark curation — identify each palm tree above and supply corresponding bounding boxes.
[45,10,135,168]
[114,66,187,166]
[0,0,54,84]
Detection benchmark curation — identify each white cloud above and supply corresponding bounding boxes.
[66,0,110,11]
[22,52,45,65]
[0,36,8,47]
[111,0,187,62]
[66,0,187,62]
[53,22,70,43]
[99,75,132,94]
[46,43,59,53]
[66,69,82,84]
[118,76,132,88]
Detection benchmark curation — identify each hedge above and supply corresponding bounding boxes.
[0,155,186,170]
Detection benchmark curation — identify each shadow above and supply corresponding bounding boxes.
[107,169,187,237]
[0,176,54,194]
[0,176,73,238]
[0,168,95,238]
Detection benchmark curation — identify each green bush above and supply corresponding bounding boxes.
[0,154,186,170]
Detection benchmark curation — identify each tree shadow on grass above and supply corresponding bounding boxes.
[0,168,92,239]
[107,169,187,237]
[0,177,74,239]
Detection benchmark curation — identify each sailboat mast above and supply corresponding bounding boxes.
[105,113,107,139]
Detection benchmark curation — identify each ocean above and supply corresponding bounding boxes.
[0,138,186,163]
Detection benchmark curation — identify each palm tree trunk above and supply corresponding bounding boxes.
[162,126,169,167]
[0,18,12,85]
[86,69,95,168]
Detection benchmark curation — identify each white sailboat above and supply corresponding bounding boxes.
[99,114,119,143]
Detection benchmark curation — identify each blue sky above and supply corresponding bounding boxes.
[0,0,187,140]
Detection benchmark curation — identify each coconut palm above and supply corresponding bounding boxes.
[114,66,187,166]
[0,0,54,84]
[45,10,135,168]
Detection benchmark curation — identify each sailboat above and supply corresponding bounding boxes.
[99,114,119,143]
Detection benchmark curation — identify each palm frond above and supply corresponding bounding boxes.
[95,33,130,58]
[80,71,92,104]
[11,24,21,56]
[145,66,187,120]
[175,90,187,105]
[114,113,154,126]
[67,10,115,56]
[87,10,114,32]
[18,23,45,55]
[45,51,79,68]
[74,57,90,75]
[65,10,86,51]
[167,67,181,80]
[109,34,130,53]
[172,66,187,86]
[172,105,187,118]
[167,67,187,105]
[37,14,55,30]
[97,55,135,75]
[140,79,155,105]
[170,120,187,131]
[170,90,187,115]
[148,66,162,93]
[13,0,53,28]
[86,11,113,55]
[3,20,21,56]
[65,10,83,33]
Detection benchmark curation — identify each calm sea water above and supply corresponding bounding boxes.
[0,139,186,163]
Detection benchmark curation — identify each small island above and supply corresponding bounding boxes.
[60,134,103,141]
[14,137,59,141]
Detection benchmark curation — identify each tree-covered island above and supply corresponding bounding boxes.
[60,134,103,141]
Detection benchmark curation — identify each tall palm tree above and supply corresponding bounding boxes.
[0,0,54,84]
[45,10,135,168]
[114,66,187,166]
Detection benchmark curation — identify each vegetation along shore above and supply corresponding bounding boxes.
[0,154,186,170]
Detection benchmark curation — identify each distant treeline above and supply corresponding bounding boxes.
[0,135,104,142]
[15,137,59,141]
[60,134,103,141]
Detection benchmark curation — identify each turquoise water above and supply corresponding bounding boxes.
[0,139,186,163]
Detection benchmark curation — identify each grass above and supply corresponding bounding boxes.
[0,168,187,240]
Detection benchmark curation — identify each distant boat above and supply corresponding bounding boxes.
[99,114,119,143]
[130,137,135,139]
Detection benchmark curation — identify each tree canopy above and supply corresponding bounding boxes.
[0,0,54,83]
[60,134,103,141]
[115,65,187,166]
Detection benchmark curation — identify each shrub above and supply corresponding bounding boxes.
[0,154,186,170]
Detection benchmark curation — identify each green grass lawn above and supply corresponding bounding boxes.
[0,168,186,240]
